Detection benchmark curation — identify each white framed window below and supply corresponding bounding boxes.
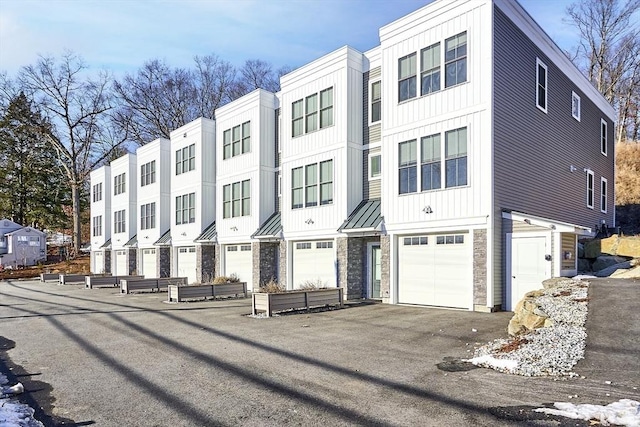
[421,134,441,191]
[296,242,312,250]
[403,236,428,246]
[114,173,126,195]
[292,87,333,137]
[601,177,607,213]
[369,153,381,180]
[444,32,467,88]
[291,160,333,209]
[421,43,441,95]
[176,192,195,225]
[586,169,594,209]
[114,210,126,233]
[140,202,156,230]
[571,91,581,121]
[436,234,465,245]
[305,163,318,207]
[445,127,468,188]
[536,58,548,113]
[292,100,304,137]
[316,241,333,249]
[92,183,102,202]
[140,160,156,187]
[305,93,318,132]
[398,140,417,194]
[370,80,381,123]
[92,215,102,237]
[398,53,417,102]
[176,144,195,175]
[223,179,251,218]
[601,119,608,156]
[319,88,333,129]
[223,121,251,159]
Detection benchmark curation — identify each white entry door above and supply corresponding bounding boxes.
[509,234,551,311]
[141,248,157,279]
[177,247,197,284]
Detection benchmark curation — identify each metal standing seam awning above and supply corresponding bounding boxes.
[251,212,282,240]
[153,230,171,246]
[123,235,138,248]
[194,221,217,244]
[338,199,383,235]
[99,239,112,249]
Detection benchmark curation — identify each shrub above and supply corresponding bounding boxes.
[299,278,326,290]
[212,274,240,284]
[259,278,285,293]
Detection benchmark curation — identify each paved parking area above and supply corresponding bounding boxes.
[0,279,637,426]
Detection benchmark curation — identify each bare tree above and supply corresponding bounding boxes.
[193,54,236,119]
[565,0,640,142]
[230,60,291,99]
[17,52,127,251]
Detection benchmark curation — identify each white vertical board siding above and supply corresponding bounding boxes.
[259,169,277,220]
[90,166,111,250]
[381,110,490,231]
[110,154,137,249]
[216,170,259,243]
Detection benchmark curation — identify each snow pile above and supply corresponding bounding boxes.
[466,279,589,376]
[535,399,640,427]
[0,373,43,427]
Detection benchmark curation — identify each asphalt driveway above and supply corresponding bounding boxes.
[0,278,638,426]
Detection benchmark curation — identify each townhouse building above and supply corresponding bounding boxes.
[110,154,137,275]
[90,0,614,312]
[90,166,111,273]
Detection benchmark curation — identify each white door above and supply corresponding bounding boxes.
[114,250,127,276]
[141,248,157,279]
[177,246,197,284]
[369,245,382,299]
[224,244,253,290]
[509,235,550,311]
[93,251,104,274]
[292,240,335,289]
[398,233,471,309]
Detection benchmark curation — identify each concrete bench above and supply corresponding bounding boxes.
[167,282,247,302]
[85,275,144,289]
[120,277,188,294]
[40,273,59,282]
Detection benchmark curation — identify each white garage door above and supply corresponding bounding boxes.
[141,248,157,279]
[398,233,471,309]
[224,244,253,290]
[508,235,550,311]
[93,251,104,274]
[114,250,128,276]
[292,240,335,289]
[177,246,197,284]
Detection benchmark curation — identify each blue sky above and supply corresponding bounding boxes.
[0,0,578,77]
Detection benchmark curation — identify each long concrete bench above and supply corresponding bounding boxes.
[120,277,188,294]
[85,275,144,289]
[40,273,59,282]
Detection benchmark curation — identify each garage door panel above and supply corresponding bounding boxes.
[93,252,104,274]
[177,247,197,284]
[114,251,127,276]
[292,241,335,289]
[141,249,157,279]
[225,244,253,291]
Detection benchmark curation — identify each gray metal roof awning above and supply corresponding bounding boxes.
[153,230,171,246]
[252,212,282,239]
[338,199,382,234]
[99,238,112,249]
[123,235,138,248]
[194,221,217,243]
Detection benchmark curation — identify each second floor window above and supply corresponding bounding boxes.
[291,159,333,209]
[140,202,156,230]
[421,43,441,95]
[445,127,467,188]
[176,193,195,225]
[92,182,102,202]
[176,144,195,175]
[223,121,251,159]
[223,180,250,218]
[399,140,417,194]
[371,81,381,123]
[601,119,608,156]
[114,209,126,233]
[92,215,102,237]
[114,173,126,195]
[536,58,548,112]
[140,160,156,186]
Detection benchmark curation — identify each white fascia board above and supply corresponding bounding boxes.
[383,215,490,234]
[215,89,269,118]
[502,211,593,235]
[169,117,215,140]
[280,46,364,89]
[494,0,615,120]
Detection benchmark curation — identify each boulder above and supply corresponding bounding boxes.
[594,261,633,277]
[583,239,602,258]
[508,297,548,336]
[592,255,630,272]
[577,242,585,258]
[616,237,640,258]
[599,236,619,256]
[577,258,592,273]
[610,265,640,279]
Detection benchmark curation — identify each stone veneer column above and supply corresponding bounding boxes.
[278,240,287,288]
[196,244,216,283]
[103,250,112,274]
[252,242,279,289]
[380,235,391,303]
[157,247,171,278]
[337,237,367,300]
[213,243,221,280]
[473,229,488,310]
[127,248,137,275]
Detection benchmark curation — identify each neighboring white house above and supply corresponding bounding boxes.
[110,154,137,275]
[90,166,111,274]
[0,219,47,268]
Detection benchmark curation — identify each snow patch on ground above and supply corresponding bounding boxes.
[0,373,43,427]
[535,399,640,427]
[464,355,518,371]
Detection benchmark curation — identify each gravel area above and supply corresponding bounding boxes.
[468,278,590,377]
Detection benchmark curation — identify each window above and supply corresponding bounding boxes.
[421,134,441,191]
[536,58,548,112]
[223,180,251,218]
[305,93,318,132]
[242,122,251,154]
[223,129,231,159]
[601,119,608,156]
[436,234,465,244]
[403,236,428,245]
[140,202,156,230]
[320,88,333,128]
[92,183,102,202]
[176,192,195,225]
[399,140,417,194]
[571,91,581,121]
[369,153,381,179]
[292,100,304,137]
[444,32,467,88]
[445,128,467,188]
[586,170,594,209]
[114,209,126,234]
[398,53,417,102]
[370,81,381,122]
[114,173,126,195]
[92,215,102,237]
[140,160,156,187]
[291,160,333,209]
[296,242,312,250]
[600,177,607,213]
[421,43,441,95]
[176,144,195,175]
[316,241,333,249]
